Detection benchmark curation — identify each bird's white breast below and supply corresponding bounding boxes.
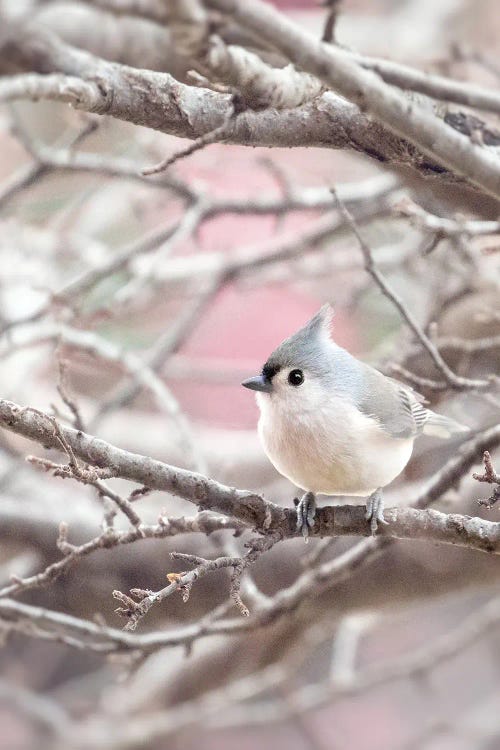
[257,391,414,496]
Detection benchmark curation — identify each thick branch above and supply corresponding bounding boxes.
[33,1,500,117]
[0,22,474,182]
[0,398,274,529]
[1,398,499,549]
[207,0,500,199]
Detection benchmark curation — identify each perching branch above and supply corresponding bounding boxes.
[0,398,499,551]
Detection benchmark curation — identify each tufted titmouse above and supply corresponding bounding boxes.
[242,305,469,539]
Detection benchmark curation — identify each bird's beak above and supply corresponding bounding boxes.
[241,374,272,393]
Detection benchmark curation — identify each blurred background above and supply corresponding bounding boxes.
[0,0,499,748]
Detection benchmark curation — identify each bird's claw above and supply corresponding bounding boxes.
[365,489,388,535]
[295,491,316,542]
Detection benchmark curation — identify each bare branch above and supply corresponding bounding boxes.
[75,0,169,23]
[334,191,496,391]
[0,73,107,110]
[322,0,342,44]
[207,0,500,198]
[0,2,499,737]
[55,346,86,431]
[349,51,500,115]
[395,197,500,238]
[0,511,245,600]
[0,21,487,184]
[474,450,500,508]
[215,594,500,733]
[0,398,499,551]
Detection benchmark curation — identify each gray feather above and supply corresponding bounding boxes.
[261,305,469,440]
[264,305,338,380]
[354,362,470,439]
[356,364,425,438]
[422,411,470,438]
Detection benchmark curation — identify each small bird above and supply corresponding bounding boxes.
[242,305,469,539]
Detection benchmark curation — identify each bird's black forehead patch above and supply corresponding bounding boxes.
[262,361,281,381]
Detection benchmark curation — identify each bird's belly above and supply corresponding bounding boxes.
[258,407,414,496]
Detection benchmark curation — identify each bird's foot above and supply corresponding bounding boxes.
[365,489,388,535]
[295,491,316,542]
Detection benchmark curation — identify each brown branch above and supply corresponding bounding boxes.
[212,594,500,734]
[0,21,483,185]
[3,590,500,750]
[0,398,275,528]
[207,0,500,199]
[0,512,243,599]
[19,143,396,212]
[0,72,106,109]
[0,398,499,652]
[16,143,195,202]
[4,586,500,750]
[38,0,500,116]
[349,51,500,115]
[114,552,247,631]
[0,678,71,738]
[0,397,499,546]
[114,532,281,630]
[387,364,449,392]
[166,0,323,109]
[141,116,234,175]
[76,0,169,23]
[0,160,47,210]
[21,407,142,528]
[90,278,224,426]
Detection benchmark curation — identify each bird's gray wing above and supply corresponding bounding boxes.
[356,364,428,439]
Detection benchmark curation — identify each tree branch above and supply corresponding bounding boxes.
[334,192,496,391]
[347,51,500,115]
[0,72,106,109]
[474,450,500,508]
[207,0,500,199]
[0,21,481,184]
[0,398,499,550]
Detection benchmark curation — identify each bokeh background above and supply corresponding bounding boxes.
[0,1,499,748]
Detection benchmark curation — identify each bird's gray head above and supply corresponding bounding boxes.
[242,304,337,408]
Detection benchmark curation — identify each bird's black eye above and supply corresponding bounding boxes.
[288,369,304,386]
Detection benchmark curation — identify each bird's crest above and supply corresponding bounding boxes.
[303,303,334,340]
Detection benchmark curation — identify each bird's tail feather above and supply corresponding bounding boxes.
[423,411,470,439]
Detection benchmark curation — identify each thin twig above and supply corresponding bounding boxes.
[333,190,495,391]
[142,109,237,176]
[322,0,342,44]
[55,344,85,431]
[473,450,500,508]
